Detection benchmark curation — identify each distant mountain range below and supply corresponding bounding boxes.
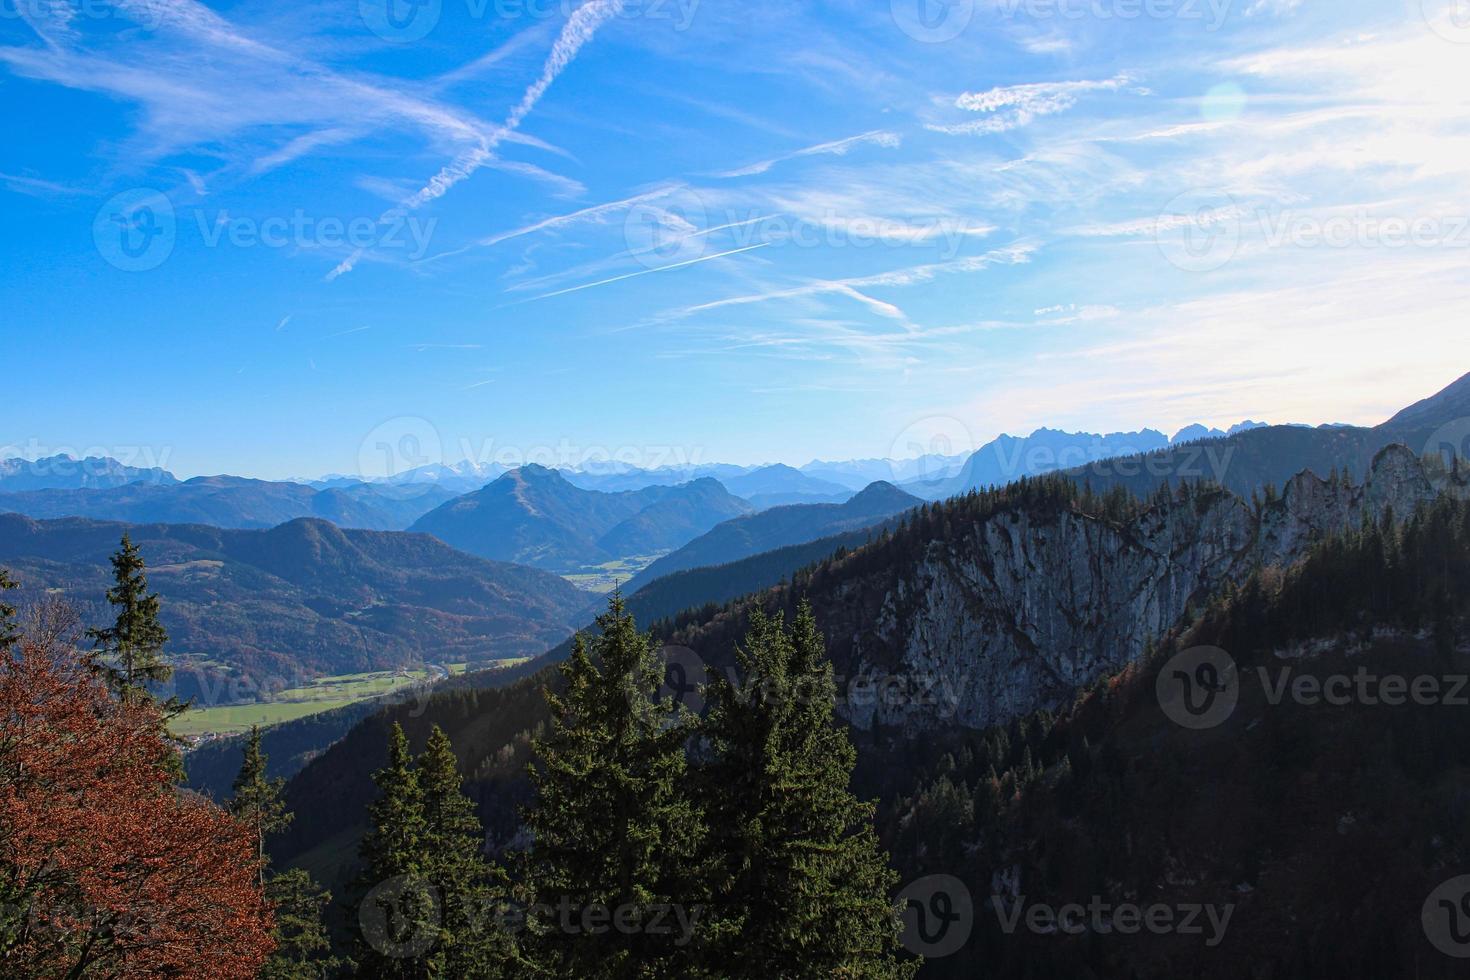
[563,462,858,506]
[408,465,753,572]
[1056,372,1470,501]
[0,475,456,531]
[719,463,854,507]
[0,453,175,492]
[0,514,585,702]
[798,452,969,490]
[900,422,1272,499]
[621,481,921,595]
[0,420,1295,539]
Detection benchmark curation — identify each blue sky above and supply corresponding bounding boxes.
[3,0,1468,479]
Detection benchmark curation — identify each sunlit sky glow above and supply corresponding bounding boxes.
[3,0,1468,478]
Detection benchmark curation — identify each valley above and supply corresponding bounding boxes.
[172,663,476,738]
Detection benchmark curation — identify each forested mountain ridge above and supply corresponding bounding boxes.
[875,487,1470,977]
[622,480,921,594]
[271,447,1462,895]
[0,514,586,701]
[663,444,1451,735]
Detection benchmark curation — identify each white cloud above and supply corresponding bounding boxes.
[929,74,1135,135]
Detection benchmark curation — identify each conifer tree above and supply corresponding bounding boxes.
[228,726,339,979]
[262,868,339,980]
[0,568,17,650]
[356,723,435,980]
[231,726,291,888]
[86,534,174,703]
[522,595,706,978]
[697,603,917,978]
[417,725,519,978]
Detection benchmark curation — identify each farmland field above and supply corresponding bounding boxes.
[173,663,481,737]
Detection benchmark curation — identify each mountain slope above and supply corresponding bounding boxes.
[595,477,753,555]
[270,448,1460,892]
[622,519,903,630]
[667,445,1449,733]
[876,490,1470,978]
[0,514,585,701]
[622,481,920,594]
[409,465,751,572]
[1379,368,1470,438]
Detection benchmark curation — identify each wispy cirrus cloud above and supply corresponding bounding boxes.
[928,74,1136,135]
[658,242,1036,326]
[424,185,685,264]
[0,0,550,181]
[713,130,903,178]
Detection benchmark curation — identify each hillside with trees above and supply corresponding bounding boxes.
[0,514,586,701]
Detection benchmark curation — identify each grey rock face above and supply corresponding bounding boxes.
[837,445,1450,734]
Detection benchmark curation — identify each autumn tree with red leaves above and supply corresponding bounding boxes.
[0,633,275,978]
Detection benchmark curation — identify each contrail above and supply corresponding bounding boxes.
[507,243,771,306]
[398,0,624,214]
[334,0,625,280]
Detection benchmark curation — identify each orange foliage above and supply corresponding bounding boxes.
[0,642,274,978]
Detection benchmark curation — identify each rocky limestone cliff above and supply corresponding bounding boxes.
[734,445,1455,735]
